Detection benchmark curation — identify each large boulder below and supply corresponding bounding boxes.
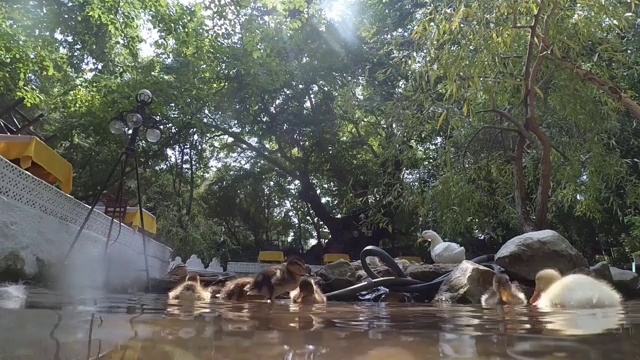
[433,261,494,304]
[609,267,640,295]
[495,230,588,281]
[316,259,357,292]
[406,264,458,283]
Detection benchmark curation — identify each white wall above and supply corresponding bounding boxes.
[0,157,172,289]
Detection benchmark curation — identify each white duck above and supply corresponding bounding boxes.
[0,284,27,309]
[420,230,466,264]
[531,269,622,309]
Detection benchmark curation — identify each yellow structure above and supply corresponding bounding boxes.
[102,206,158,235]
[258,251,285,263]
[323,253,351,264]
[0,135,73,193]
[397,256,422,263]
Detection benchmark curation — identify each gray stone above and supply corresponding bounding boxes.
[316,259,357,291]
[0,250,27,282]
[406,263,458,282]
[394,259,412,272]
[609,267,640,294]
[355,269,369,282]
[495,230,588,281]
[433,261,494,304]
[590,262,615,284]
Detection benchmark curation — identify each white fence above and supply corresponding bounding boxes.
[0,157,172,288]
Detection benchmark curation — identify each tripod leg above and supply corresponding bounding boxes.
[133,153,151,292]
[64,151,126,262]
[104,159,127,256]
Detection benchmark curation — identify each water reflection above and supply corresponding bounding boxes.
[0,288,637,359]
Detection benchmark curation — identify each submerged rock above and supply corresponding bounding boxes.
[316,259,357,292]
[495,230,588,281]
[433,261,494,304]
[406,263,457,283]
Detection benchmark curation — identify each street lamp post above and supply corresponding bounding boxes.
[64,90,162,292]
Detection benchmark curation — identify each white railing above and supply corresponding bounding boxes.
[0,157,172,284]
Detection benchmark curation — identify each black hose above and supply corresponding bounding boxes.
[325,246,497,301]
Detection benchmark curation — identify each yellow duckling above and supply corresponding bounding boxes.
[481,273,527,306]
[218,277,266,301]
[530,269,622,309]
[168,274,212,301]
[246,255,310,303]
[290,277,326,305]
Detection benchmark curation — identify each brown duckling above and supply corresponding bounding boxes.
[246,255,310,303]
[481,273,527,306]
[168,273,212,301]
[290,277,326,305]
[218,277,267,301]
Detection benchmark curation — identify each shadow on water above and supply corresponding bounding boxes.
[1,287,639,359]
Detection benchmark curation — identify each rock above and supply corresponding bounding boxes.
[433,261,494,304]
[0,250,27,282]
[590,262,614,284]
[495,230,588,281]
[609,267,639,294]
[316,259,357,291]
[355,270,369,282]
[406,263,458,282]
[373,265,396,278]
[395,259,412,272]
[351,261,363,272]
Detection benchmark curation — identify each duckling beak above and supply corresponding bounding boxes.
[499,289,512,303]
[530,288,541,305]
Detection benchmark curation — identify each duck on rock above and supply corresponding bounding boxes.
[420,230,466,264]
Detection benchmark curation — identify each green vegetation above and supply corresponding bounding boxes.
[3,0,640,264]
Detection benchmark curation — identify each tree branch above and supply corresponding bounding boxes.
[462,125,520,171]
[538,34,640,121]
[202,119,299,180]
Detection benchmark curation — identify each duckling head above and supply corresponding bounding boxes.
[286,256,309,276]
[185,273,201,285]
[493,273,513,303]
[531,268,562,304]
[298,277,316,296]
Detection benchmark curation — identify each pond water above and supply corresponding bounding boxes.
[1,287,640,359]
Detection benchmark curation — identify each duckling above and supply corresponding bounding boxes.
[246,255,310,303]
[481,273,527,306]
[290,277,326,305]
[531,268,622,309]
[218,277,266,301]
[168,274,211,301]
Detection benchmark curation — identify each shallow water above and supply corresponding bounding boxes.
[1,287,640,359]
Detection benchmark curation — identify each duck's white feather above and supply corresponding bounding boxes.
[421,230,466,264]
[536,274,622,309]
[432,242,466,264]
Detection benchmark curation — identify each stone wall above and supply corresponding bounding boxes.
[0,157,172,289]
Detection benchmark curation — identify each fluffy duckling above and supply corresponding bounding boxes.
[531,269,622,309]
[481,273,527,306]
[218,277,266,301]
[290,277,326,305]
[168,274,211,301]
[246,255,310,303]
